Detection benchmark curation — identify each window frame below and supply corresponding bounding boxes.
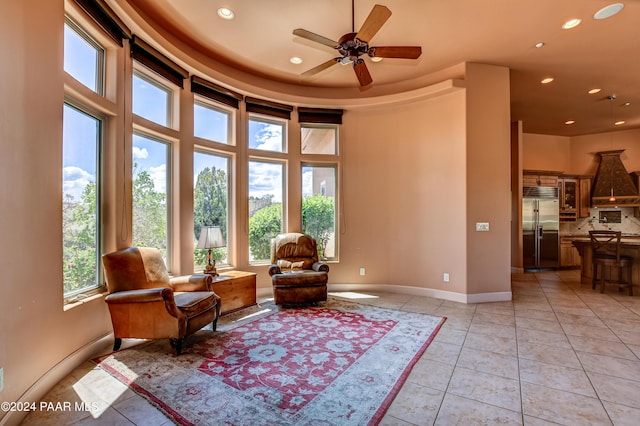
[193,148,232,270]
[247,113,288,154]
[247,157,287,264]
[300,123,339,155]
[64,16,105,96]
[130,130,173,265]
[62,100,105,301]
[194,96,234,145]
[132,68,174,129]
[301,162,339,261]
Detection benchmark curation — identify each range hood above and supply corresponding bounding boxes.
[591,150,640,207]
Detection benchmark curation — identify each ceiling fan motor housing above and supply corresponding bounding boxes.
[338,32,369,62]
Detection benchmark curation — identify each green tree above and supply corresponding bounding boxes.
[302,195,335,258]
[194,167,227,238]
[193,166,228,265]
[249,203,282,260]
[63,182,97,294]
[132,167,167,255]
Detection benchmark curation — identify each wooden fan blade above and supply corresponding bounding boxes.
[353,59,373,86]
[301,58,340,77]
[369,46,422,59]
[293,29,340,49]
[356,5,392,43]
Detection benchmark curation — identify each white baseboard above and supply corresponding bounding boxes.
[0,333,113,426]
[327,283,512,304]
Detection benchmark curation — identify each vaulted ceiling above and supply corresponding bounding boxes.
[123,0,640,137]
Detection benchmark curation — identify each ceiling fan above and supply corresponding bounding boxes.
[293,3,422,87]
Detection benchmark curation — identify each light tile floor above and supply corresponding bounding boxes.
[20,270,640,425]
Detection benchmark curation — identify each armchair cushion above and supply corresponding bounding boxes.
[174,292,219,317]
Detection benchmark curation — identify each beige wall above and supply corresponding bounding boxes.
[332,91,468,294]
[0,0,114,420]
[0,1,514,420]
[522,133,571,172]
[465,63,512,296]
[523,128,640,176]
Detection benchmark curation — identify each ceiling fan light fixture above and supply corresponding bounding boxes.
[562,18,582,29]
[217,7,234,20]
[340,56,353,65]
[594,3,624,20]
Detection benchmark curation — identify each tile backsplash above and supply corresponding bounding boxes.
[560,207,640,236]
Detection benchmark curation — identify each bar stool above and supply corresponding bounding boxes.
[590,230,634,296]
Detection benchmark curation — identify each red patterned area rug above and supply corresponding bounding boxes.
[94,298,445,426]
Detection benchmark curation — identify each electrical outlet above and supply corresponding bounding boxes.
[0,367,4,392]
[359,267,366,276]
[476,222,490,232]
[443,273,450,282]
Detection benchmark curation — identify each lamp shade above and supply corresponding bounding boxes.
[197,226,226,249]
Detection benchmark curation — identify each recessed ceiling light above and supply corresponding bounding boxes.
[541,77,554,84]
[594,3,624,20]
[535,42,545,48]
[624,102,631,106]
[370,57,383,62]
[615,120,625,126]
[588,88,601,94]
[217,7,235,20]
[565,120,575,125]
[562,18,582,29]
[289,56,303,64]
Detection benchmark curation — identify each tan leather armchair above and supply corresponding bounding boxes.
[268,233,329,305]
[102,247,221,354]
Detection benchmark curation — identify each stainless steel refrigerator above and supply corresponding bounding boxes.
[523,186,559,270]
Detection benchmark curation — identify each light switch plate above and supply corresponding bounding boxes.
[476,222,490,232]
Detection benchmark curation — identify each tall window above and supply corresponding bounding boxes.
[194,151,229,269]
[194,99,232,144]
[64,18,104,94]
[248,160,284,261]
[302,165,337,259]
[132,71,172,127]
[248,116,285,152]
[62,104,101,297]
[132,133,170,258]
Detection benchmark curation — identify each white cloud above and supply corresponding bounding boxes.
[132,146,149,160]
[248,162,282,202]
[149,164,166,193]
[254,123,283,151]
[302,169,313,197]
[63,166,93,201]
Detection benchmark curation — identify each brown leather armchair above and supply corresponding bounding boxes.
[268,233,329,305]
[102,247,221,354]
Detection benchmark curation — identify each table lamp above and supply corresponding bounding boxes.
[197,226,226,275]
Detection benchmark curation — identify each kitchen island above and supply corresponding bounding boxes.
[571,235,640,287]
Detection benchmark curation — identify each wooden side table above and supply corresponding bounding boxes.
[210,270,257,315]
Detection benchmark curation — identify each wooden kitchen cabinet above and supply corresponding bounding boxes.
[560,238,581,267]
[579,177,591,218]
[523,171,559,187]
[559,178,578,222]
